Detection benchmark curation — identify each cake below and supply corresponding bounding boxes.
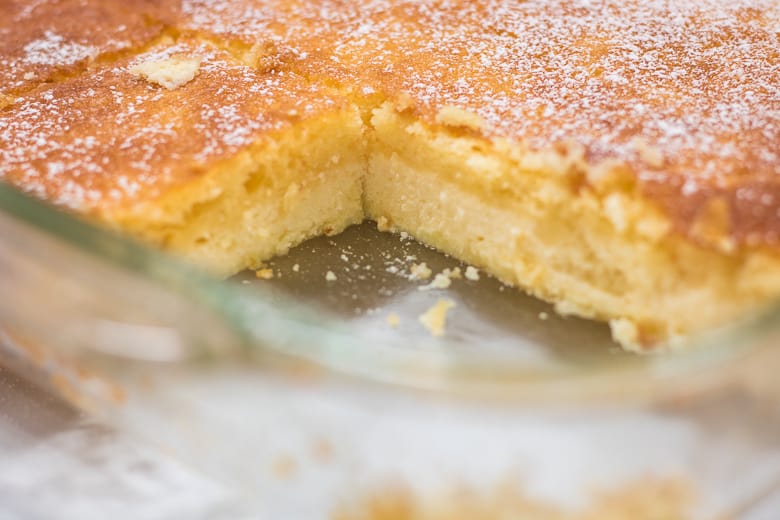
[0,0,178,100]
[2,0,780,349]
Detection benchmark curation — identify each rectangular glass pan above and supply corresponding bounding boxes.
[3,182,780,519]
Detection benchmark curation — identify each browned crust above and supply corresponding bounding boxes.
[0,0,180,97]
[0,38,348,215]
[3,0,780,253]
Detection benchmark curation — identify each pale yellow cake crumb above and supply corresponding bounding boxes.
[419,299,455,337]
[538,311,549,320]
[464,266,480,281]
[435,105,486,131]
[442,267,462,279]
[326,270,338,281]
[409,262,432,280]
[376,216,393,231]
[554,300,582,316]
[292,263,300,272]
[386,312,401,328]
[419,273,452,291]
[129,56,202,90]
[255,267,274,279]
[394,90,415,112]
[609,318,640,347]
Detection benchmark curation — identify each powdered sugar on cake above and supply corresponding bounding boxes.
[22,31,98,66]
[301,0,780,243]
[179,0,780,189]
[0,39,342,212]
[3,0,780,243]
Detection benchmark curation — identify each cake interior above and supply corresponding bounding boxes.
[106,93,777,349]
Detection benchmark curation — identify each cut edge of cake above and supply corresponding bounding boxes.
[3,15,780,351]
[366,101,780,349]
[100,95,780,350]
[108,106,368,277]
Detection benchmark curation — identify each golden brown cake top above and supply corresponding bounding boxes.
[177,0,361,77]
[316,0,780,248]
[3,0,780,249]
[0,0,178,98]
[0,38,346,214]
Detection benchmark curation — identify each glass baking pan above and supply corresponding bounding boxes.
[3,180,780,518]
[2,181,778,398]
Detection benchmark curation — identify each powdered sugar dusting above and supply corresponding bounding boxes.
[22,31,98,66]
[314,1,780,170]
[3,0,780,243]
[0,0,174,96]
[0,39,341,212]
[223,0,778,243]
[179,0,780,188]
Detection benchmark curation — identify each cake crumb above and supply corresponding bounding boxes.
[435,104,486,131]
[554,300,581,316]
[419,299,455,337]
[325,270,338,282]
[610,318,640,348]
[129,55,201,90]
[409,262,432,280]
[292,263,300,272]
[386,312,401,328]
[465,266,480,281]
[420,266,464,289]
[419,273,452,291]
[255,268,274,280]
[442,267,462,279]
[376,216,393,231]
[395,90,415,111]
[538,311,549,320]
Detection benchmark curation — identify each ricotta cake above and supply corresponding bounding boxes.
[2,0,780,349]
